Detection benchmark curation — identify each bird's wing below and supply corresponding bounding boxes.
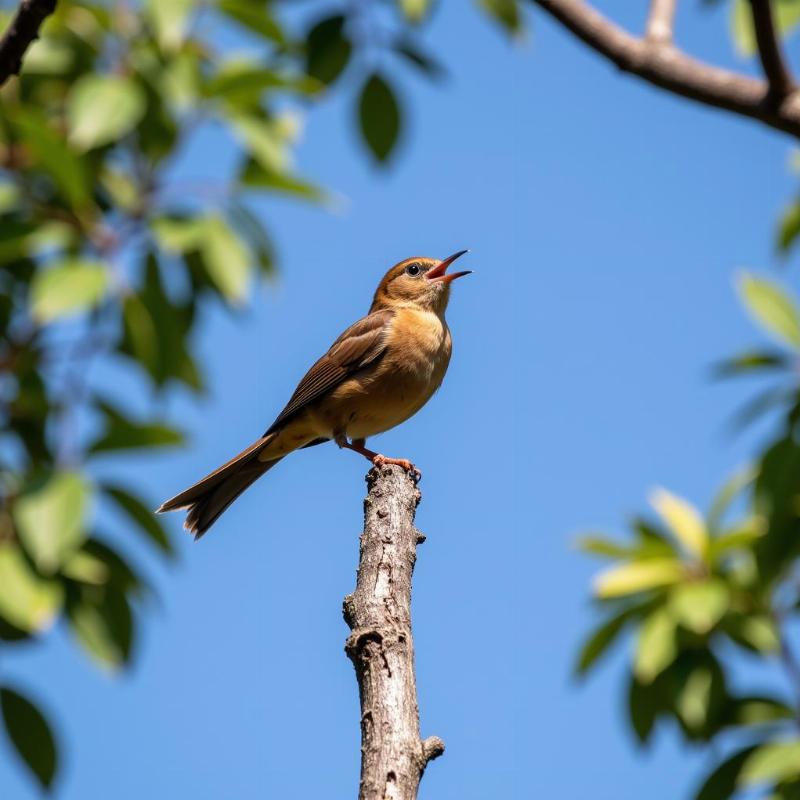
[265,308,394,434]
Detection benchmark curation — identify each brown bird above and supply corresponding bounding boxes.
[157,250,471,538]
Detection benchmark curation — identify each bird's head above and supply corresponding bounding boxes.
[370,250,471,315]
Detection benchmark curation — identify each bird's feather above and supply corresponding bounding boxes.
[265,308,394,434]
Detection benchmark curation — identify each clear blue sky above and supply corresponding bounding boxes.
[2,2,795,798]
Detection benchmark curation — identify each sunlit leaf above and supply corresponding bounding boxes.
[731,0,800,57]
[61,551,110,585]
[90,400,184,453]
[725,614,781,654]
[740,740,800,786]
[399,0,431,23]
[229,114,288,173]
[634,607,676,683]
[575,607,640,676]
[218,0,285,43]
[202,215,252,303]
[737,272,800,350]
[649,488,708,560]
[677,666,713,730]
[593,558,684,598]
[67,75,146,151]
[707,467,756,532]
[145,0,193,51]
[726,696,795,727]
[478,0,524,35]
[0,687,58,790]
[29,260,109,323]
[0,544,62,632]
[358,73,402,163]
[669,580,730,634]
[13,472,91,574]
[576,535,634,559]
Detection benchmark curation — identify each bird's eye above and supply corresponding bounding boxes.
[405,263,421,277]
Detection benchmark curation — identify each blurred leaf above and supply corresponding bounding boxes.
[218,0,285,43]
[628,674,659,743]
[650,488,708,560]
[740,740,800,786]
[695,746,759,800]
[737,272,800,350]
[229,114,288,174]
[145,0,193,51]
[634,607,676,683]
[13,472,91,574]
[399,0,432,23]
[206,60,321,102]
[394,38,445,78]
[67,585,134,670]
[710,518,765,560]
[669,580,730,634]
[305,16,351,86]
[727,386,794,433]
[12,109,90,209]
[0,687,57,790]
[82,539,148,595]
[202,215,252,303]
[707,467,756,532]
[677,666,713,730]
[67,75,146,151]
[240,159,326,202]
[594,558,684,598]
[712,351,791,379]
[724,614,781,654]
[725,696,795,727]
[575,606,640,676]
[61,551,110,585]
[227,200,275,273]
[0,543,62,632]
[731,0,800,57]
[29,259,109,323]
[103,483,173,556]
[358,73,402,163]
[778,198,800,253]
[478,0,524,35]
[152,216,206,253]
[576,535,635,559]
[90,401,184,454]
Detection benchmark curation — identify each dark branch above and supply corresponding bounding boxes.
[0,0,57,86]
[531,0,800,139]
[747,0,795,102]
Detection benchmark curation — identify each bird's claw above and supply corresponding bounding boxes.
[372,454,421,482]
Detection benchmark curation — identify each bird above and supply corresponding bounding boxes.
[157,250,472,539]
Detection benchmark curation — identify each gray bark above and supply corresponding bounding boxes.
[343,465,444,800]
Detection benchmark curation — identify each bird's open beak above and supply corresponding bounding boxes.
[426,249,472,284]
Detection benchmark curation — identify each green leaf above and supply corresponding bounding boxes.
[694,746,759,800]
[628,674,659,743]
[707,467,756,532]
[710,519,765,560]
[593,558,684,598]
[29,259,109,323]
[740,740,800,786]
[737,272,800,350]
[145,0,193,51]
[712,351,791,379]
[229,114,288,173]
[13,472,91,574]
[778,198,800,253]
[725,614,781,653]
[577,535,636,559]
[90,400,184,454]
[394,38,446,79]
[0,687,58,790]
[358,73,402,163]
[305,16,352,86]
[726,696,795,727]
[12,109,90,209]
[575,607,639,676]
[732,0,800,57]
[634,607,677,683]
[218,0,285,43]
[67,75,146,151]
[669,580,730,634]
[61,551,110,585]
[103,483,173,556]
[478,0,524,35]
[650,487,708,560]
[202,215,252,302]
[67,585,134,670]
[152,216,206,253]
[399,0,432,23]
[0,543,63,632]
[240,160,327,202]
[677,666,713,730]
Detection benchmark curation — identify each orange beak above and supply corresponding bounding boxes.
[426,249,471,284]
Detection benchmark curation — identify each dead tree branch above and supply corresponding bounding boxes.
[343,465,444,800]
[0,0,57,86]
[531,0,800,139]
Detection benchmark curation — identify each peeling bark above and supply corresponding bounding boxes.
[343,465,444,800]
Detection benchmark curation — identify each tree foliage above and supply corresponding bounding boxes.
[0,0,521,791]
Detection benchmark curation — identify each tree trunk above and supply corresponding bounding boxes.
[342,465,444,800]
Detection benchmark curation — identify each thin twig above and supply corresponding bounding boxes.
[530,0,800,139]
[0,0,58,86]
[645,0,676,44]
[747,0,795,103]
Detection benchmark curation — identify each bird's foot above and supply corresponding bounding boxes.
[372,454,421,481]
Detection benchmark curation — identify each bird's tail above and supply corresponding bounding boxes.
[157,434,282,539]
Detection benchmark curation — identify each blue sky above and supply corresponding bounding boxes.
[2,1,797,798]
